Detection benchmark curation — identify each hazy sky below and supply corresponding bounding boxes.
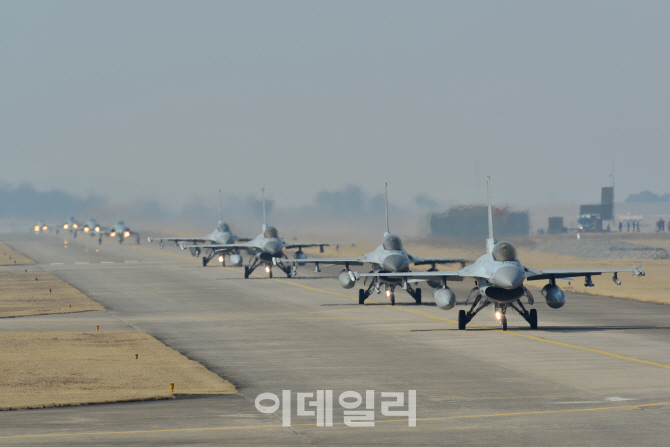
[2,1,668,210]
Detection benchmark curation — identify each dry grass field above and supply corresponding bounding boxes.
[0,242,35,266]
[0,331,237,410]
[0,271,105,318]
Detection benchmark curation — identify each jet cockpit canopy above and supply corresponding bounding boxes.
[264,226,279,238]
[492,241,518,262]
[383,233,403,251]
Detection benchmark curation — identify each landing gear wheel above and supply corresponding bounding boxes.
[286,270,292,278]
[458,310,467,330]
[414,288,422,304]
[269,270,273,279]
[98,238,102,245]
[529,309,538,329]
[358,289,366,305]
[244,267,250,279]
[202,257,208,267]
[391,294,395,306]
[501,315,508,331]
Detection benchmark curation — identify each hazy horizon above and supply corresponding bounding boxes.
[2,1,668,211]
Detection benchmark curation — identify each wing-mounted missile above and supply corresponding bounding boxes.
[433,287,456,310]
[541,284,565,309]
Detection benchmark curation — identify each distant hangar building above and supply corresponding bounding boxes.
[429,205,530,239]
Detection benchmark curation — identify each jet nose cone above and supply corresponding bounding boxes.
[263,240,281,254]
[382,254,408,272]
[493,265,524,289]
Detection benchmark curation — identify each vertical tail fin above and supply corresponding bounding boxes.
[384,182,390,234]
[218,189,223,222]
[261,187,267,231]
[485,176,497,254]
[486,176,493,239]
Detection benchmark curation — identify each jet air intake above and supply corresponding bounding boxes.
[542,284,565,309]
[433,287,456,310]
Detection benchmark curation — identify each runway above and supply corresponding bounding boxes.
[1,233,669,446]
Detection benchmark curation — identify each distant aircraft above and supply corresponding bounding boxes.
[58,216,80,235]
[33,221,49,233]
[79,218,103,236]
[277,183,471,305]
[102,220,140,245]
[182,188,340,278]
[148,190,250,266]
[352,177,645,330]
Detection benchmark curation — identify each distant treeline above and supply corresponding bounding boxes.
[0,183,105,218]
[625,190,670,203]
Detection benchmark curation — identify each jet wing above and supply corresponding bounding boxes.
[283,242,331,250]
[180,243,249,251]
[356,270,464,282]
[149,237,212,245]
[277,257,365,267]
[524,266,645,281]
[409,255,473,267]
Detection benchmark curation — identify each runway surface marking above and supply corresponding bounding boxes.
[390,306,670,371]
[100,250,670,371]
[257,272,670,372]
[2,401,668,440]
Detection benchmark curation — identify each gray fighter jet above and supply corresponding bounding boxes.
[148,190,250,267]
[33,221,49,233]
[57,216,79,235]
[182,189,339,278]
[276,184,471,305]
[352,177,645,330]
[78,218,103,237]
[101,220,140,245]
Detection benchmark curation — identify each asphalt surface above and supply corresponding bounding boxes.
[1,232,669,446]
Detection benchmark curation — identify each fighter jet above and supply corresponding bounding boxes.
[33,221,49,233]
[276,184,471,305]
[78,218,103,236]
[182,189,340,278]
[148,190,250,267]
[351,177,645,330]
[101,220,140,245]
[57,216,80,235]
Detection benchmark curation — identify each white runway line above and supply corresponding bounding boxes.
[75,262,89,264]
[124,260,139,263]
[100,261,115,264]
